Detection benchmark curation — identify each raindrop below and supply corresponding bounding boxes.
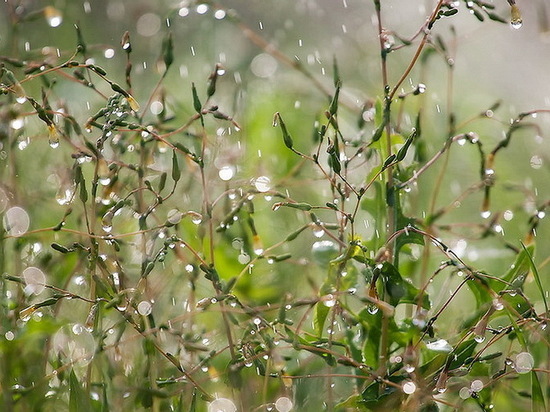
[4,331,15,341]
[471,379,484,392]
[214,9,226,19]
[323,294,336,307]
[530,155,543,169]
[137,13,161,37]
[367,304,379,315]
[402,381,416,394]
[250,54,278,78]
[238,253,250,264]
[459,387,471,399]
[196,4,209,14]
[22,267,46,295]
[52,323,95,366]
[4,206,30,236]
[189,212,202,225]
[167,209,183,224]
[275,397,293,412]
[480,210,491,219]
[254,176,271,192]
[503,210,514,221]
[219,165,235,181]
[137,301,152,316]
[492,299,504,311]
[104,48,115,59]
[514,352,534,374]
[510,18,522,29]
[208,398,237,412]
[474,335,485,343]
[150,101,163,115]
[404,364,415,373]
[426,339,453,352]
[44,6,63,27]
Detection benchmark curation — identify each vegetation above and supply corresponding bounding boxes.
[0,1,548,411]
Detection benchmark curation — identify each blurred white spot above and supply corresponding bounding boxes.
[275,396,293,412]
[214,9,226,19]
[402,381,416,394]
[137,301,153,316]
[254,176,271,192]
[137,13,161,37]
[104,48,115,59]
[208,398,237,412]
[150,101,164,115]
[219,165,235,181]
[250,53,278,78]
[196,4,209,14]
[23,267,46,295]
[515,352,534,374]
[4,206,30,236]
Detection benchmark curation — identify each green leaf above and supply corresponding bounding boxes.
[171,150,181,182]
[376,262,430,309]
[314,301,330,337]
[274,112,294,149]
[531,370,546,412]
[359,308,382,369]
[395,129,417,162]
[69,369,93,412]
[329,81,341,116]
[162,32,174,70]
[521,242,548,314]
[191,83,202,113]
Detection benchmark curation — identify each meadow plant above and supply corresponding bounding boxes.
[0,1,549,411]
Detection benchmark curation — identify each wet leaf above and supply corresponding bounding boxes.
[69,369,93,412]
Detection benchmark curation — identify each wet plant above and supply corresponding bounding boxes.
[0,0,548,411]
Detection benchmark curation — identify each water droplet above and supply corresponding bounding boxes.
[208,398,237,412]
[474,334,485,343]
[275,396,293,412]
[459,387,471,399]
[137,301,152,316]
[402,381,416,394]
[426,339,453,352]
[367,304,379,315]
[471,379,484,392]
[493,299,504,311]
[4,206,30,237]
[530,155,543,169]
[510,19,522,29]
[514,352,534,374]
[219,165,235,181]
[503,210,514,221]
[323,294,336,307]
[480,210,491,219]
[44,6,63,27]
[52,323,95,366]
[238,253,250,264]
[253,175,271,192]
[167,209,183,224]
[404,364,416,373]
[189,212,202,225]
[102,212,113,233]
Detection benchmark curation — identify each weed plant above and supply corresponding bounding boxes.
[0,1,549,411]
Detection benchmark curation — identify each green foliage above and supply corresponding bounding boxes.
[0,1,548,411]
